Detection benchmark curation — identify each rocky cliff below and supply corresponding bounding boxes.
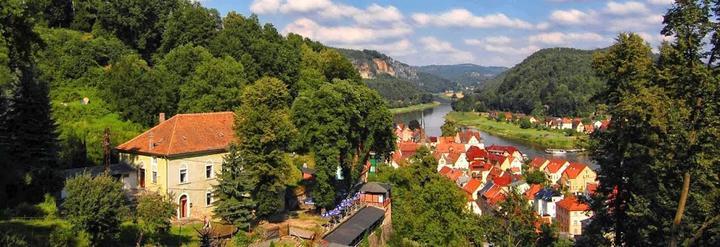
[338,48,418,80]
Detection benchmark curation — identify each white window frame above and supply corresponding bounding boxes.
[179,165,188,184]
[205,191,213,206]
[205,164,213,179]
[151,157,158,184]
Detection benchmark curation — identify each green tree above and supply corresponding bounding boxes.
[525,170,547,185]
[441,119,459,137]
[178,56,246,113]
[63,173,127,244]
[157,44,213,85]
[213,145,256,230]
[158,2,220,54]
[292,80,394,208]
[135,192,175,245]
[483,189,539,246]
[235,77,295,217]
[100,54,176,126]
[96,0,181,58]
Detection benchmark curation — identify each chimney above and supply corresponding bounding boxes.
[159,113,166,123]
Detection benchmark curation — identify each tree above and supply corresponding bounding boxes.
[519,117,532,129]
[135,192,175,246]
[158,2,220,54]
[96,0,181,58]
[441,119,459,137]
[408,120,421,131]
[63,173,127,244]
[525,170,547,185]
[1,0,60,206]
[213,144,256,230]
[483,189,539,246]
[234,77,295,217]
[178,56,246,113]
[157,44,213,85]
[292,80,394,208]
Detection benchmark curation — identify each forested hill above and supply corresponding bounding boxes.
[0,1,366,170]
[416,64,507,89]
[454,47,604,116]
[339,48,453,107]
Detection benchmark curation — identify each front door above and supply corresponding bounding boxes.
[139,169,145,188]
[179,195,188,218]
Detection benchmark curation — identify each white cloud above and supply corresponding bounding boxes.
[412,9,538,29]
[606,14,663,32]
[283,18,412,44]
[529,32,606,44]
[355,4,404,24]
[250,0,281,14]
[550,9,596,25]
[279,0,332,13]
[605,1,650,15]
[341,39,417,57]
[483,44,541,55]
[419,36,474,63]
[647,0,673,5]
[464,36,513,46]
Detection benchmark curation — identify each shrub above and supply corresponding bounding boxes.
[135,192,175,245]
[63,173,127,244]
[233,231,252,246]
[0,231,28,247]
[37,193,58,219]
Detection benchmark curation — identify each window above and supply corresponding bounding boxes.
[151,157,158,184]
[180,168,188,183]
[206,191,213,206]
[205,164,213,179]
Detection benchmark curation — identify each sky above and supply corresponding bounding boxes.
[201,0,676,67]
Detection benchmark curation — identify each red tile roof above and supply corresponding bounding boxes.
[447,169,464,181]
[438,136,455,144]
[487,145,519,155]
[546,159,568,174]
[563,162,588,179]
[530,157,548,169]
[466,146,487,161]
[439,166,451,175]
[398,142,421,153]
[556,196,590,211]
[525,184,543,200]
[487,166,504,181]
[447,152,463,164]
[463,179,482,194]
[470,161,492,171]
[116,112,236,157]
[458,129,481,143]
[562,117,572,124]
[493,173,512,186]
[436,142,463,153]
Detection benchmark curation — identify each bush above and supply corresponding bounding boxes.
[0,231,28,247]
[63,173,127,244]
[519,118,532,129]
[135,192,175,245]
[50,227,90,247]
[11,202,43,218]
[37,194,58,219]
[233,231,252,246]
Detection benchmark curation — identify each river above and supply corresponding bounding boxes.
[393,104,594,165]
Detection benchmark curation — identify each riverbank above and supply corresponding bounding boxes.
[390,101,441,114]
[446,111,587,150]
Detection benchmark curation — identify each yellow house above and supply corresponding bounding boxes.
[556,196,592,236]
[117,112,235,220]
[560,163,597,193]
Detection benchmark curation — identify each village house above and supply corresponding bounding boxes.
[116,112,235,220]
[560,163,597,193]
[528,116,539,124]
[463,179,483,215]
[544,159,571,184]
[529,157,549,171]
[572,119,585,133]
[534,188,564,219]
[456,129,484,149]
[556,196,593,237]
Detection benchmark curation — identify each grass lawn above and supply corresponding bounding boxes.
[390,101,441,114]
[446,111,587,149]
[0,217,204,246]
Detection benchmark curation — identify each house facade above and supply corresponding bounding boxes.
[556,196,592,236]
[116,112,235,220]
[560,163,597,193]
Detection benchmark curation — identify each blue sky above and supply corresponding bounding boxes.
[201,0,675,67]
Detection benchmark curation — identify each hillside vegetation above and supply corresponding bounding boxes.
[455,48,604,116]
[363,74,432,108]
[416,64,507,89]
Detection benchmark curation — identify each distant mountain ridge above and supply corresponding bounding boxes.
[416,64,507,88]
[337,48,506,93]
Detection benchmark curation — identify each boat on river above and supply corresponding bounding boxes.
[545,149,567,155]
[566,148,587,153]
